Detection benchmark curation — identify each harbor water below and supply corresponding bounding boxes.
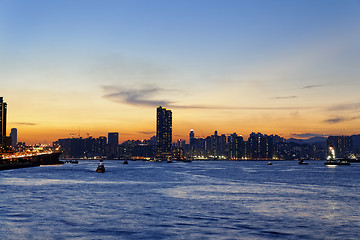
[1,160,360,239]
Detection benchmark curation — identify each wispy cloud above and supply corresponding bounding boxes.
[171,105,312,110]
[10,122,38,126]
[328,102,360,112]
[324,116,360,124]
[302,84,324,89]
[272,96,298,100]
[291,133,327,138]
[102,84,314,111]
[138,131,155,135]
[102,85,172,107]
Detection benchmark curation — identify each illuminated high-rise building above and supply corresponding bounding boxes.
[156,106,172,157]
[0,97,7,144]
[189,129,194,140]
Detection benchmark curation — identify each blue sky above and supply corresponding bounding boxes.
[1,0,360,143]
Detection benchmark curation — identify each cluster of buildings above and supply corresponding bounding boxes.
[55,106,360,161]
[187,131,329,160]
[1,98,358,161]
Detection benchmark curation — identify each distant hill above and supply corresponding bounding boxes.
[305,137,327,144]
[286,138,304,144]
[286,137,327,145]
[286,135,360,153]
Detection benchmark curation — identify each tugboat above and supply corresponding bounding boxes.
[324,146,350,166]
[96,160,105,172]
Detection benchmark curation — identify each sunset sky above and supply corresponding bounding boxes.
[1,0,360,144]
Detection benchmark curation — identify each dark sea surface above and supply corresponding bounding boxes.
[1,160,360,240]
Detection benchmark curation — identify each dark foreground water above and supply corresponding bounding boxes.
[1,160,360,240]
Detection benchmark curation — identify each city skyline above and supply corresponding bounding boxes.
[1,1,360,144]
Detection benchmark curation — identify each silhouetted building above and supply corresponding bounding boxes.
[10,128,17,148]
[189,129,194,143]
[57,136,108,159]
[96,136,107,158]
[327,136,352,158]
[0,97,7,145]
[84,137,97,158]
[247,132,273,160]
[156,106,172,158]
[228,133,245,159]
[119,139,155,159]
[108,132,119,158]
[174,139,186,149]
[352,134,360,154]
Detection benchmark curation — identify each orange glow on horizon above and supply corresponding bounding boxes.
[8,106,360,145]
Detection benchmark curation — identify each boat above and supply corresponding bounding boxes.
[267,162,272,165]
[96,160,105,172]
[123,160,128,164]
[324,146,350,166]
[347,154,360,163]
[64,160,79,164]
[299,160,308,165]
[325,158,350,166]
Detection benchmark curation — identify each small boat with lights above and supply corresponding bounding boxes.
[267,162,272,165]
[96,160,105,172]
[299,160,308,165]
[324,146,350,166]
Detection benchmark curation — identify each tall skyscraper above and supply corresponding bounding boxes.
[0,97,7,145]
[10,128,17,148]
[156,106,172,157]
[108,132,119,158]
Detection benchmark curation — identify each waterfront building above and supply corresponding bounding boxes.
[96,136,107,158]
[219,134,227,158]
[119,139,155,159]
[108,132,119,158]
[228,133,245,160]
[247,132,273,160]
[327,136,352,158]
[0,97,7,145]
[156,106,172,158]
[10,128,17,148]
[189,129,195,155]
[56,136,108,159]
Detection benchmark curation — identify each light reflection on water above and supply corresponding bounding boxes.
[1,160,360,239]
